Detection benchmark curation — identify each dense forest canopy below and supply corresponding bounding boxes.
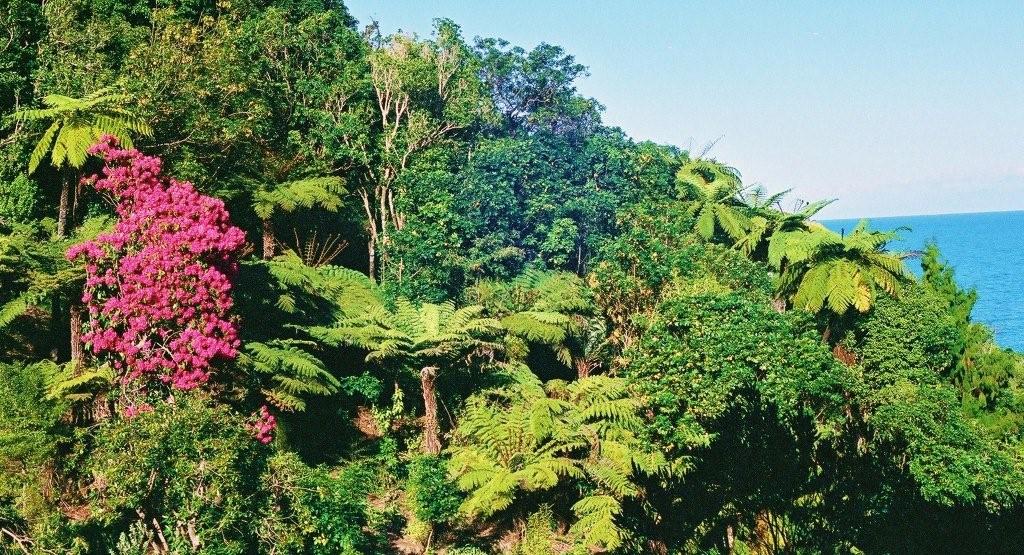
[1,1,1023,553]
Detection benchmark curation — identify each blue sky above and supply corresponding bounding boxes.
[345,1,1024,218]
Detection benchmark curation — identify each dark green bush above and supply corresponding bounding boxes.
[261,452,379,554]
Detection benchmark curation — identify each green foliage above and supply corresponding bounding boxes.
[309,299,502,372]
[675,156,750,242]
[469,269,594,367]
[12,86,151,173]
[517,505,557,555]
[448,371,668,551]
[0,361,69,498]
[734,190,833,261]
[261,452,378,554]
[854,287,1024,505]
[775,220,911,318]
[239,340,340,412]
[622,287,857,551]
[88,395,270,554]
[406,454,462,525]
[3,1,1024,552]
[0,174,38,223]
[252,176,346,220]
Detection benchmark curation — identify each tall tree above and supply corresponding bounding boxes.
[310,298,501,454]
[360,19,490,280]
[11,87,150,237]
[473,38,601,137]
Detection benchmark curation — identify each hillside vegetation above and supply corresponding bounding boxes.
[2,1,1023,553]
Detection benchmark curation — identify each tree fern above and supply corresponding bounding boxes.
[44,363,114,402]
[308,296,502,453]
[238,339,340,412]
[252,176,346,220]
[675,156,752,243]
[776,221,911,319]
[12,87,152,173]
[448,372,668,551]
[467,270,597,370]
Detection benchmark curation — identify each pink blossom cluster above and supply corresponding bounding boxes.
[252,405,277,444]
[67,137,246,390]
[121,402,154,419]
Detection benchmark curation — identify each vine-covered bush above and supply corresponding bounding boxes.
[406,455,462,526]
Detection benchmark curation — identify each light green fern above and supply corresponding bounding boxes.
[239,339,341,412]
[12,86,152,173]
[448,372,668,551]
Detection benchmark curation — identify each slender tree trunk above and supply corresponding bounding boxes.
[725,521,736,555]
[367,238,376,281]
[576,359,592,379]
[420,366,441,455]
[261,219,275,259]
[69,301,83,370]
[56,178,70,238]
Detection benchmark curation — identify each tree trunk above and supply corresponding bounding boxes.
[725,521,736,555]
[576,359,592,379]
[261,219,275,259]
[56,179,70,238]
[420,366,441,455]
[367,238,376,282]
[70,301,83,370]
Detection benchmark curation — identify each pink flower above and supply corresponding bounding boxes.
[251,405,277,444]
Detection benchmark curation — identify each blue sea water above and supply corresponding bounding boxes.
[823,211,1024,351]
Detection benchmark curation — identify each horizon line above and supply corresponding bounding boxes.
[821,207,1024,222]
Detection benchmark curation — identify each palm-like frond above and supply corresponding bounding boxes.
[776,222,911,316]
[44,363,114,402]
[239,340,340,412]
[674,157,751,242]
[14,87,152,173]
[448,374,667,551]
[467,270,596,367]
[252,176,346,220]
[310,297,502,375]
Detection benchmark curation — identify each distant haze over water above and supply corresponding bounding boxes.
[823,210,1024,351]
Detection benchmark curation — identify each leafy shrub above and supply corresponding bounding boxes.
[406,454,462,525]
[0,174,37,223]
[0,361,74,552]
[261,452,377,554]
[88,395,269,554]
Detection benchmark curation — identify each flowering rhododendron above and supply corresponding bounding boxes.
[68,137,246,390]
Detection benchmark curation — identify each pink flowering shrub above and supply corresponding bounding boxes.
[68,137,246,390]
[251,405,277,444]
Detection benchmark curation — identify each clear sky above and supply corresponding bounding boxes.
[345,1,1024,218]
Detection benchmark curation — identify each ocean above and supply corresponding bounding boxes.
[823,211,1024,351]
